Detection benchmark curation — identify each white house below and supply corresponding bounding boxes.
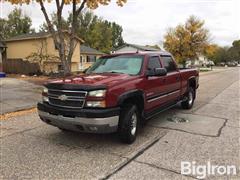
[186,54,213,67]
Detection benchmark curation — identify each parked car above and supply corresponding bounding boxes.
[219,62,226,66]
[37,51,199,144]
[227,61,238,67]
[206,60,215,67]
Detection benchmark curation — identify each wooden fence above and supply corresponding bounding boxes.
[3,59,41,75]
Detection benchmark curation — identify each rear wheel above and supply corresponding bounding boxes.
[118,104,139,144]
[181,87,195,109]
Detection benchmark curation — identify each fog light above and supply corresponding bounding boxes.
[89,126,98,131]
[86,101,106,108]
[42,96,49,102]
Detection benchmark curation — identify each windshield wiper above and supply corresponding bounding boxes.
[106,71,125,74]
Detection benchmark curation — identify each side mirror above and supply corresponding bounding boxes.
[146,68,167,77]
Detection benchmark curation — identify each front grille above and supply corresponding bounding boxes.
[48,89,87,97]
[48,89,87,109]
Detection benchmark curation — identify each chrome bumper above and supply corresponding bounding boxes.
[38,110,119,133]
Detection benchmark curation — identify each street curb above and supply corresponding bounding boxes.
[0,105,37,116]
[0,107,37,120]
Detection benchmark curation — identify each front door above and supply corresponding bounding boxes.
[145,56,168,111]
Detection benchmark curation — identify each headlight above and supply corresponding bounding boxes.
[86,101,106,108]
[88,90,106,97]
[42,87,48,102]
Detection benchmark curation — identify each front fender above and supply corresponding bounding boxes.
[117,89,145,106]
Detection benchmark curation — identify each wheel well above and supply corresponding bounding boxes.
[189,78,196,89]
[188,78,196,98]
[120,95,144,115]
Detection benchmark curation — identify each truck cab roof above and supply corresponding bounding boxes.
[103,50,172,58]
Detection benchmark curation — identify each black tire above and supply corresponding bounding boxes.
[118,104,139,144]
[181,87,195,109]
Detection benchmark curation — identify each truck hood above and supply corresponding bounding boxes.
[48,73,133,88]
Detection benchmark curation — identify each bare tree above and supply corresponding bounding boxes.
[26,39,58,73]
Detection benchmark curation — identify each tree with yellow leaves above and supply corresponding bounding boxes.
[163,16,210,66]
[3,0,127,75]
[204,44,220,62]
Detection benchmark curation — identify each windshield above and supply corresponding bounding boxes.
[86,55,143,75]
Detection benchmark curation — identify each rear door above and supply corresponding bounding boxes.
[145,56,168,111]
[160,55,181,102]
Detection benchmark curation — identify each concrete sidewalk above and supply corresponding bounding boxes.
[0,78,42,114]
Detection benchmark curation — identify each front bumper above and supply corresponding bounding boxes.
[37,103,120,133]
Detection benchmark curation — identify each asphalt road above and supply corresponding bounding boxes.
[0,78,41,114]
[1,67,239,179]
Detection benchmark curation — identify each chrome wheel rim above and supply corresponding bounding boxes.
[130,113,137,135]
[188,91,193,105]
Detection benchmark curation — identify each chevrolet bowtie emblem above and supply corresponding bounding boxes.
[58,94,68,101]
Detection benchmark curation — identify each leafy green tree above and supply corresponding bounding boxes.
[207,40,240,64]
[71,10,124,53]
[214,47,230,63]
[39,13,69,32]
[72,10,97,43]
[228,40,240,61]
[163,15,210,65]
[85,19,113,53]
[0,8,34,39]
[110,22,124,49]
[0,19,10,39]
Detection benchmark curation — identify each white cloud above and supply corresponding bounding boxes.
[0,0,239,46]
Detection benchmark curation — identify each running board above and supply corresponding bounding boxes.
[144,101,178,120]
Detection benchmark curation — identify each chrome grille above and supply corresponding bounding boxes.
[48,89,87,109]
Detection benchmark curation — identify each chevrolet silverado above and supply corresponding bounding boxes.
[38,51,199,144]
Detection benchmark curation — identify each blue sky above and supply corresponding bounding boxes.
[0,0,239,47]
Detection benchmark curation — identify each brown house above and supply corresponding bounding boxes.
[4,32,84,74]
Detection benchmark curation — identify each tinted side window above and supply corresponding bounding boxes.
[161,56,177,72]
[148,57,161,69]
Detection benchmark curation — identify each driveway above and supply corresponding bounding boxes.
[0,78,42,114]
[0,68,239,179]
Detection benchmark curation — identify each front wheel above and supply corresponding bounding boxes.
[181,87,195,109]
[118,104,139,144]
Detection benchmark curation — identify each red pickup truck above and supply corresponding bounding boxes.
[38,51,199,143]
